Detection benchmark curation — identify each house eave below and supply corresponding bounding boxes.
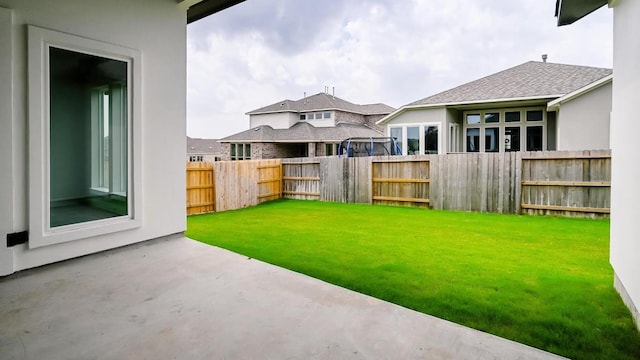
[555,0,609,26]
[547,74,613,110]
[184,0,246,24]
[219,139,334,143]
[377,95,562,125]
[246,107,385,116]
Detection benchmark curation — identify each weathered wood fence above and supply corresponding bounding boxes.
[186,159,281,214]
[187,150,611,217]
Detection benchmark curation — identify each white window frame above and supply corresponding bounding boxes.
[28,25,142,248]
[462,107,547,153]
[387,123,442,155]
[301,111,332,121]
[449,123,460,152]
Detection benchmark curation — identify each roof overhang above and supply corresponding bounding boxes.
[181,0,246,24]
[376,95,560,125]
[218,139,336,144]
[246,108,381,116]
[547,74,613,110]
[555,0,609,26]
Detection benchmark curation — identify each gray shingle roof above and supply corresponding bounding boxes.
[407,61,612,106]
[219,122,383,143]
[187,137,222,154]
[247,92,395,115]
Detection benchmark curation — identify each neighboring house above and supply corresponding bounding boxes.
[187,137,222,162]
[557,0,640,329]
[0,0,243,276]
[219,92,394,159]
[377,61,612,155]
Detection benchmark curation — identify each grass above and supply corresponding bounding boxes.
[187,199,640,360]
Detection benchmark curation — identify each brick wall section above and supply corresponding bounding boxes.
[335,110,365,125]
[335,111,385,133]
[364,114,385,132]
[220,144,231,160]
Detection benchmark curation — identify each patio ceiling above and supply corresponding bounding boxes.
[555,0,608,26]
[186,0,246,23]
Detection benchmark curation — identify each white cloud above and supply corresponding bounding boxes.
[187,0,612,139]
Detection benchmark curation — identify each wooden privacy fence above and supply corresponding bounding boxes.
[186,159,282,214]
[186,162,215,215]
[187,150,611,217]
[371,159,430,207]
[281,150,611,217]
[520,151,611,216]
[282,161,320,199]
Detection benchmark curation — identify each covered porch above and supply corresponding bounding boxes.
[1,236,565,359]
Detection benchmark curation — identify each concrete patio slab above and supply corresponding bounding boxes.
[0,235,566,359]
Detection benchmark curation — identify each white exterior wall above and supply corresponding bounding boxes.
[0,0,187,274]
[610,0,640,328]
[556,82,612,151]
[250,112,298,129]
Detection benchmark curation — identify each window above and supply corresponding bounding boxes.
[424,126,438,154]
[325,143,336,156]
[466,128,480,152]
[407,126,420,155]
[485,113,499,123]
[189,155,204,162]
[526,110,543,122]
[28,26,142,248]
[462,108,545,153]
[390,127,403,154]
[389,124,440,155]
[504,127,521,152]
[526,126,543,151]
[301,112,331,121]
[466,114,481,125]
[505,111,520,122]
[485,128,499,152]
[231,144,252,160]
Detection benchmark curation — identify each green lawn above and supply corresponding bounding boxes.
[187,199,640,360]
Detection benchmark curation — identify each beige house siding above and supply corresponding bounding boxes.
[250,112,298,129]
[555,82,612,151]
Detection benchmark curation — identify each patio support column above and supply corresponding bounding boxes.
[0,7,15,275]
[308,142,316,157]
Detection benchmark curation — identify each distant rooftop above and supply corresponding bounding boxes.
[407,61,612,107]
[187,137,222,154]
[247,92,395,116]
[219,122,383,143]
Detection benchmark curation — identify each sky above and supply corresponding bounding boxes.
[186,0,613,139]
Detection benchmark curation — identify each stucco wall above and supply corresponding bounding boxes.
[0,0,187,274]
[610,0,640,328]
[385,107,447,126]
[557,82,612,151]
[445,108,461,152]
[250,112,298,129]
